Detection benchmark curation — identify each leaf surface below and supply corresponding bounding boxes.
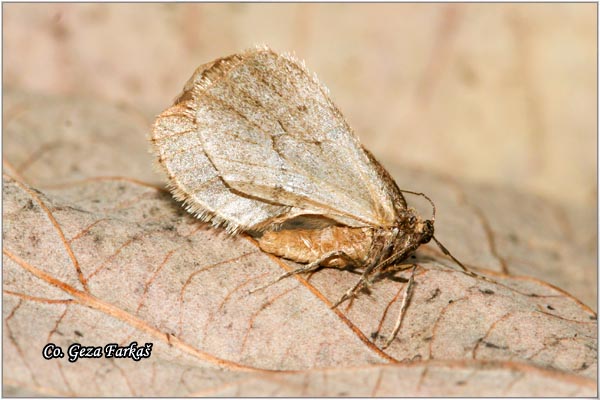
[3,92,597,396]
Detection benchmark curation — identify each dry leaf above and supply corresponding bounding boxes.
[3,91,597,396]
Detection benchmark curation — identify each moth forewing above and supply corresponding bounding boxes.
[191,48,397,228]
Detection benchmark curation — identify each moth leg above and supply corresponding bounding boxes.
[333,261,417,310]
[331,262,380,309]
[332,280,364,309]
[249,250,356,294]
[370,262,417,283]
[331,261,414,309]
[331,229,399,309]
[382,265,417,349]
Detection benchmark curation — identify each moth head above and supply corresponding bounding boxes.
[418,219,435,244]
[400,209,434,243]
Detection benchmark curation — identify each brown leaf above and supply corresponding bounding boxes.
[3,92,597,396]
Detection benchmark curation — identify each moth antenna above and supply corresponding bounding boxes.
[431,235,468,273]
[398,190,436,222]
[432,235,499,288]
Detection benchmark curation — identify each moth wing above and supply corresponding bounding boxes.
[191,48,399,228]
[152,56,302,234]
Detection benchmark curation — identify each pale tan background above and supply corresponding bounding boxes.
[3,3,597,207]
[3,5,598,395]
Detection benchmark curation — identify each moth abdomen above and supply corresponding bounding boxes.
[255,226,373,268]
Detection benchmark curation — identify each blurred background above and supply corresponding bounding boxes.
[3,3,597,208]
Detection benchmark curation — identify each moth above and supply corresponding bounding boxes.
[151,46,474,347]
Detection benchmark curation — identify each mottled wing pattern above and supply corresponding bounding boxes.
[152,55,293,233]
[151,47,399,233]
[194,48,400,227]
